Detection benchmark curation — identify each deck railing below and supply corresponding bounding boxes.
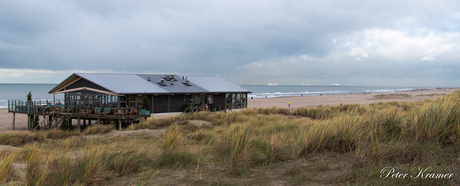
[8,99,150,117]
[8,100,59,114]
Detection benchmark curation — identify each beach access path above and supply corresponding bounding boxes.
[1,88,458,133]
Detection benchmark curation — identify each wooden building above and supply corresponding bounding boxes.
[49,73,251,113]
[8,73,250,130]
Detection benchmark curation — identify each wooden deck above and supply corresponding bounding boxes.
[7,100,150,130]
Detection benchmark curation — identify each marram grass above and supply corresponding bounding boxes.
[1,91,460,185]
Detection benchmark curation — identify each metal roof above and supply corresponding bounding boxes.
[50,73,250,95]
[136,74,209,93]
[76,74,170,94]
[186,76,250,93]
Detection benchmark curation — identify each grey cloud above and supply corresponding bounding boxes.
[1,0,460,85]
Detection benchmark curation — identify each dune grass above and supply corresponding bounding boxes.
[1,91,460,185]
[370,93,413,99]
[82,124,115,135]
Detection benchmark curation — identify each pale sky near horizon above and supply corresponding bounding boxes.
[0,0,459,86]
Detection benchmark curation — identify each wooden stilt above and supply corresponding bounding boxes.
[118,119,121,130]
[78,118,81,129]
[27,114,30,131]
[12,113,15,130]
[30,115,34,130]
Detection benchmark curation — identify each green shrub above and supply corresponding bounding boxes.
[59,115,69,131]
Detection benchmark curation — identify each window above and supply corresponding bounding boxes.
[207,95,213,104]
[225,94,231,104]
[193,95,200,103]
[127,95,143,108]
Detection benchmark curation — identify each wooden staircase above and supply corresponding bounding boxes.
[34,106,73,130]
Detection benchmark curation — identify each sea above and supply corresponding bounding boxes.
[0,84,441,108]
[0,84,64,109]
[242,85,439,98]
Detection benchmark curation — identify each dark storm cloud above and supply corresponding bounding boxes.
[0,0,460,85]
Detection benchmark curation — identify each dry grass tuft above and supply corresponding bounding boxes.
[46,128,70,139]
[82,124,115,135]
[370,93,412,99]
[0,131,34,147]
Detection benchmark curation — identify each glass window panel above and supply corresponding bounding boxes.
[207,95,213,104]
[225,94,231,104]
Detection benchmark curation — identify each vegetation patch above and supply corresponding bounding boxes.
[1,91,460,185]
[82,124,114,135]
[370,93,412,99]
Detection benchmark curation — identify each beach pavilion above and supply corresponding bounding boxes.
[49,73,251,113]
[8,73,250,130]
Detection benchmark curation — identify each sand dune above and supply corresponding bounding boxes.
[1,88,458,133]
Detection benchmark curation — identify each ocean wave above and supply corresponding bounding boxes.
[248,88,419,99]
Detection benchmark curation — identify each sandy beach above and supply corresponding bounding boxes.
[1,88,458,133]
[247,88,459,109]
[0,108,28,132]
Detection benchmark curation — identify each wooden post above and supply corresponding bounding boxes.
[27,114,30,131]
[31,115,34,129]
[53,94,55,105]
[97,118,100,124]
[118,119,121,130]
[8,100,10,112]
[78,117,81,129]
[12,113,15,130]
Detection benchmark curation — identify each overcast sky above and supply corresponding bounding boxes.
[1,0,459,86]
